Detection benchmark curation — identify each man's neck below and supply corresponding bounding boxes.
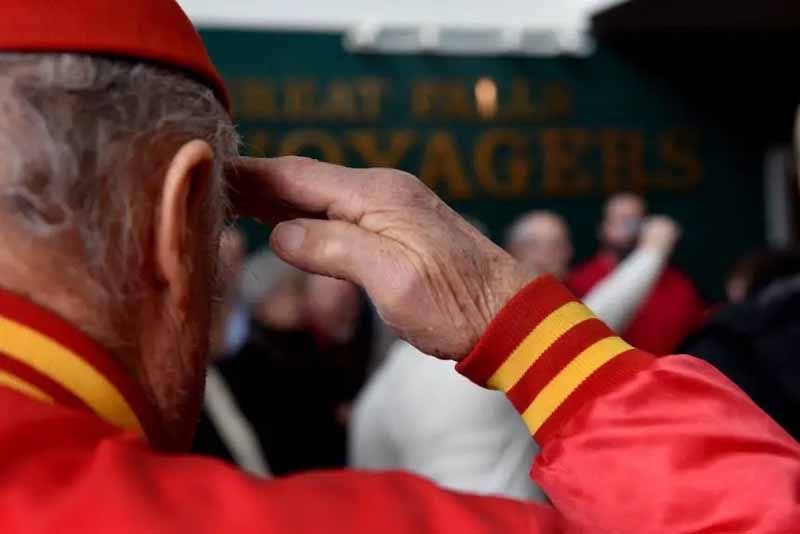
[0,243,159,439]
[0,287,157,443]
[0,229,123,353]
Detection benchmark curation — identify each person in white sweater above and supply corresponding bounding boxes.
[350,212,681,501]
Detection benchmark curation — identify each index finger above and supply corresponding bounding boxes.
[229,156,373,224]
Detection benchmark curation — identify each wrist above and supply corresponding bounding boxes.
[469,256,536,358]
[450,254,532,362]
[457,275,654,445]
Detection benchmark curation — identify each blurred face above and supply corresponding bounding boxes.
[254,272,307,331]
[601,194,646,254]
[305,275,362,343]
[508,213,573,280]
[726,275,749,303]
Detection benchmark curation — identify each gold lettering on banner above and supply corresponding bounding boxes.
[475,129,531,197]
[283,80,317,119]
[349,131,416,168]
[504,79,538,120]
[540,129,594,196]
[442,83,474,119]
[495,80,574,121]
[413,81,438,118]
[543,82,573,119]
[600,130,647,192]
[237,80,279,119]
[355,79,388,120]
[279,130,345,165]
[420,132,473,199]
[413,82,474,119]
[655,129,702,190]
[320,80,359,119]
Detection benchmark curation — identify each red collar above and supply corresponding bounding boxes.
[0,289,157,442]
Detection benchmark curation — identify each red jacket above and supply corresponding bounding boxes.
[569,253,706,354]
[0,276,797,533]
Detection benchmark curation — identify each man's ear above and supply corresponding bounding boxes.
[156,140,215,314]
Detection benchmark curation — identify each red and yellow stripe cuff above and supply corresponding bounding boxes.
[456,275,654,445]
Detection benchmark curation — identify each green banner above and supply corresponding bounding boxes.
[202,29,765,299]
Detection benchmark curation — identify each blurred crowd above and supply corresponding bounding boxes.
[193,191,800,498]
[196,230,374,476]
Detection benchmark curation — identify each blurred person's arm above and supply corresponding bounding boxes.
[583,216,678,332]
[203,366,271,478]
[349,348,402,470]
[351,341,544,501]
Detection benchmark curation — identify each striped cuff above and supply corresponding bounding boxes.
[457,275,654,445]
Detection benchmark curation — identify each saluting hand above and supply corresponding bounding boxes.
[232,157,530,361]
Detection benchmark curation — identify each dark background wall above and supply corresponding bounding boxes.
[201,29,769,300]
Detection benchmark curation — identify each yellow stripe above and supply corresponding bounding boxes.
[521,336,632,434]
[0,370,54,404]
[488,302,595,392]
[0,316,143,434]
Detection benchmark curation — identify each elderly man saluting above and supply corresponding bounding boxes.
[0,2,796,532]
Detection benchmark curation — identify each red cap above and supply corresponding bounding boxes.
[0,0,230,111]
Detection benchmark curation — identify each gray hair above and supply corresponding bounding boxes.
[0,53,239,301]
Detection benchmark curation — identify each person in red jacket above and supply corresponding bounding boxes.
[569,192,706,354]
[0,2,797,533]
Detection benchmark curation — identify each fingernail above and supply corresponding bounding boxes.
[277,223,306,253]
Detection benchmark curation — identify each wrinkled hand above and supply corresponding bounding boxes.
[639,216,680,254]
[232,157,530,360]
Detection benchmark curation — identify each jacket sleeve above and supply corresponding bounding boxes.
[4,430,556,533]
[582,247,667,332]
[457,275,800,533]
[352,340,544,501]
[349,342,402,470]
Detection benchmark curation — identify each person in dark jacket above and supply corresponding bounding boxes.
[194,248,374,476]
[685,249,800,439]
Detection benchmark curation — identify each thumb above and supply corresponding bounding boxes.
[270,219,383,286]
